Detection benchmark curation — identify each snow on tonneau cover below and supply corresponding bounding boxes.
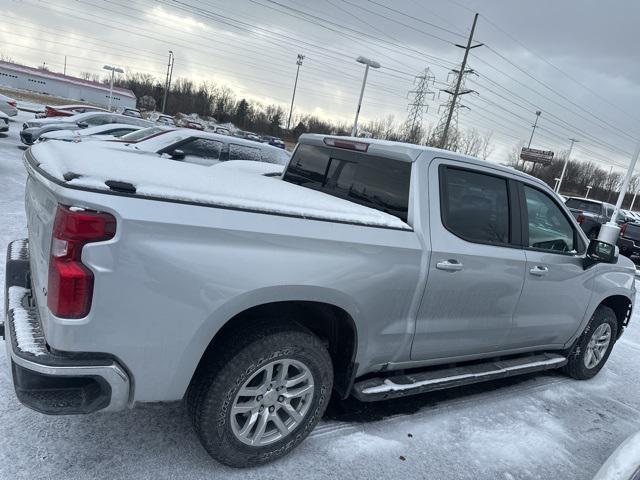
[27,141,410,230]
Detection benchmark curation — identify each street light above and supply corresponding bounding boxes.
[351,56,380,137]
[103,64,124,111]
[585,185,593,198]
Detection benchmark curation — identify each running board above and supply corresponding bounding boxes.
[352,353,567,402]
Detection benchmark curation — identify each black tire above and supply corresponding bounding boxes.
[564,305,618,380]
[187,321,333,468]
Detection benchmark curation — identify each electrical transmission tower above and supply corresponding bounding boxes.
[404,68,435,144]
[432,67,476,149]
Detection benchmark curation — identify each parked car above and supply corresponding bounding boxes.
[261,135,286,149]
[565,197,626,238]
[593,430,640,480]
[118,128,290,166]
[4,135,635,467]
[36,104,108,118]
[155,114,176,126]
[38,123,144,142]
[0,93,18,116]
[20,112,152,145]
[617,221,640,259]
[234,130,261,142]
[212,126,230,135]
[0,111,9,132]
[115,107,142,118]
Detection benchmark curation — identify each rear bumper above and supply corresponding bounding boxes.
[4,239,131,414]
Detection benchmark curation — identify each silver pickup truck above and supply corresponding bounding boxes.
[3,135,635,467]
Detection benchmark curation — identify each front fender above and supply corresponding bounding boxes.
[565,262,635,347]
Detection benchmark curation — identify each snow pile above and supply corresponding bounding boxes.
[30,142,410,230]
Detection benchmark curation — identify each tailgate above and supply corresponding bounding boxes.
[24,174,58,328]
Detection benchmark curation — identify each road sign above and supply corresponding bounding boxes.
[520,147,554,165]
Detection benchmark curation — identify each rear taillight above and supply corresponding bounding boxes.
[621,223,627,236]
[576,214,585,225]
[47,206,116,318]
[7,100,16,107]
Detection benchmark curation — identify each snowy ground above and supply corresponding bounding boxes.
[1,113,640,479]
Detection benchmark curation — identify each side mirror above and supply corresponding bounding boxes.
[77,121,88,129]
[170,149,185,160]
[584,239,617,269]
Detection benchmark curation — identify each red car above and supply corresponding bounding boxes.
[37,104,109,118]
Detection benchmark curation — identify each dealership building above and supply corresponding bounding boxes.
[0,61,136,109]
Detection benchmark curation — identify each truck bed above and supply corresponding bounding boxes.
[27,141,410,230]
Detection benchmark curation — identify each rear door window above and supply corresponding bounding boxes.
[565,198,602,214]
[440,167,510,245]
[179,138,224,165]
[283,144,410,222]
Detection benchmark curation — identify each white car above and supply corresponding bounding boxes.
[0,93,18,116]
[0,111,9,132]
[38,123,144,142]
[119,128,291,166]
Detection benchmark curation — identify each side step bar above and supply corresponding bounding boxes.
[352,353,567,402]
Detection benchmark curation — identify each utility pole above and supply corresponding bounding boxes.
[63,55,67,76]
[162,50,174,114]
[555,138,578,193]
[439,13,482,149]
[287,54,304,130]
[404,68,435,143]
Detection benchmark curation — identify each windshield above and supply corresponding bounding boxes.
[119,126,171,142]
[565,198,601,214]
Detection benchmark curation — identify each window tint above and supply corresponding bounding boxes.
[441,167,509,244]
[565,198,602,214]
[283,144,410,222]
[524,185,575,252]
[179,138,224,165]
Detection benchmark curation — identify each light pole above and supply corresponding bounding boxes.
[162,50,175,114]
[555,138,579,193]
[599,144,640,245]
[528,110,542,148]
[351,56,380,137]
[287,54,304,131]
[103,65,124,111]
[585,185,593,199]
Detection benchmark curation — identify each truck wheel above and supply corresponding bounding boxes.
[564,305,618,380]
[187,322,333,467]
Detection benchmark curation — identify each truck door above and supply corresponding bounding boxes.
[506,182,593,348]
[411,161,527,360]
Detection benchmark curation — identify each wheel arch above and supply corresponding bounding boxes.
[599,294,633,339]
[172,286,362,401]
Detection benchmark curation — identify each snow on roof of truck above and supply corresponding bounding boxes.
[27,141,410,230]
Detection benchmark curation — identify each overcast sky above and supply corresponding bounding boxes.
[1,0,638,168]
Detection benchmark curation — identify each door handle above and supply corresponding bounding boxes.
[529,265,549,276]
[436,259,464,272]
